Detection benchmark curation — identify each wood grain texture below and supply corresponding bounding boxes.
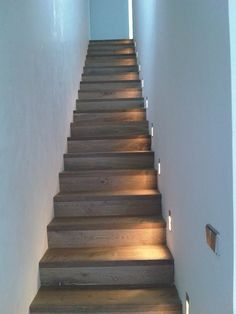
[67,136,151,153]
[80,80,141,91]
[29,39,181,313]
[78,89,142,100]
[64,151,154,170]
[47,216,166,248]
[73,109,146,124]
[76,98,144,111]
[82,73,140,81]
[59,169,157,193]
[70,121,149,139]
[30,286,182,313]
[83,65,139,75]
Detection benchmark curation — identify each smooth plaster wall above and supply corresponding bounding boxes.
[0,1,89,313]
[90,0,129,40]
[133,1,233,313]
[229,0,236,311]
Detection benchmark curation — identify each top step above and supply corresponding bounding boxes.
[89,39,134,45]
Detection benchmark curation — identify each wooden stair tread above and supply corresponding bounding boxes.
[68,134,150,141]
[81,79,140,84]
[74,108,146,113]
[64,151,153,158]
[77,97,144,102]
[31,286,181,312]
[60,169,156,177]
[40,245,173,267]
[89,39,134,43]
[71,120,147,127]
[48,215,165,231]
[82,73,139,81]
[86,53,137,59]
[54,189,160,202]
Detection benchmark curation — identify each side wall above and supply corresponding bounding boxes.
[90,0,129,40]
[229,0,236,311]
[0,1,89,313]
[133,1,233,313]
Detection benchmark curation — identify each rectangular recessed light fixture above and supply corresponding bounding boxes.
[186,293,190,314]
[139,65,141,71]
[141,79,144,88]
[158,158,161,175]
[151,123,154,137]
[145,97,149,109]
[168,210,172,231]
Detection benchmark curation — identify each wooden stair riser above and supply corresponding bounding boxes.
[59,172,157,193]
[67,137,151,153]
[87,54,136,60]
[82,73,139,81]
[73,111,146,124]
[70,122,149,139]
[54,197,161,218]
[64,153,154,171]
[88,43,134,49]
[31,306,181,314]
[48,227,166,248]
[87,48,136,57]
[76,99,144,112]
[40,264,174,287]
[85,60,137,67]
[78,89,142,100]
[83,66,139,75]
[80,81,141,91]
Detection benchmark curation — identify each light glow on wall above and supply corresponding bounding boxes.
[128,0,133,39]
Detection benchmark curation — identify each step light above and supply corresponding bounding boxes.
[145,97,149,109]
[186,293,190,314]
[151,123,154,137]
[141,79,144,88]
[168,210,172,231]
[158,158,161,175]
[139,65,142,71]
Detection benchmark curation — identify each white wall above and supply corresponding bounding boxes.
[90,0,129,40]
[0,1,89,313]
[229,0,236,312]
[133,1,233,313]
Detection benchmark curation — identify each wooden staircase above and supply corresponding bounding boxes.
[30,39,182,314]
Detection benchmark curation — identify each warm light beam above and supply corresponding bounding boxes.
[128,0,133,39]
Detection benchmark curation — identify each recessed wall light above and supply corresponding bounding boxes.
[168,210,172,231]
[151,123,154,137]
[141,79,144,88]
[186,293,190,314]
[139,65,141,71]
[158,158,161,175]
[145,97,149,109]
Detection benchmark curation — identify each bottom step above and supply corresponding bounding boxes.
[30,286,182,313]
